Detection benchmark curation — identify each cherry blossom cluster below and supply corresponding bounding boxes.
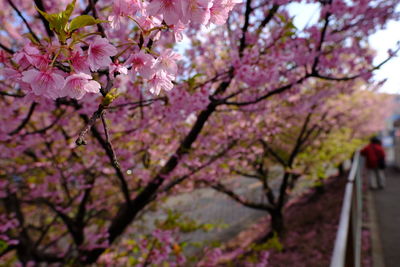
[1,0,240,101]
[110,0,241,31]
[2,37,111,100]
[2,36,184,100]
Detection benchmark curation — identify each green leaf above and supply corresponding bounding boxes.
[0,240,8,254]
[35,0,76,41]
[187,73,204,90]
[102,88,120,106]
[63,0,76,25]
[35,8,61,32]
[69,15,108,32]
[277,14,287,23]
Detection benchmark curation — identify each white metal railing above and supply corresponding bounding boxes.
[330,151,363,267]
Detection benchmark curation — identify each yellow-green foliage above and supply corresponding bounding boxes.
[296,128,364,180]
[238,233,283,263]
[155,209,223,233]
[251,232,283,252]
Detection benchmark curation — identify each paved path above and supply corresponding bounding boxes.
[134,167,316,260]
[373,167,400,267]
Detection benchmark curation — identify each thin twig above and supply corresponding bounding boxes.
[7,0,40,42]
[76,105,105,145]
[160,140,237,194]
[0,42,14,54]
[0,90,24,97]
[99,112,131,203]
[9,102,37,136]
[82,0,99,14]
[239,0,253,56]
[89,0,106,38]
[33,0,54,37]
[23,109,66,136]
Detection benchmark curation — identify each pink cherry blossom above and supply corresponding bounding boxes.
[210,0,241,25]
[0,51,8,64]
[147,70,174,95]
[70,48,91,74]
[182,0,213,25]
[170,21,186,42]
[153,49,181,77]
[21,68,65,99]
[146,0,184,25]
[136,15,163,31]
[88,37,118,71]
[12,43,40,69]
[62,73,101,100]
[109,0,142,29]
[1,67,22,82]
[28,53,51,69]
[109,62,128,78]
[126,51,156,79]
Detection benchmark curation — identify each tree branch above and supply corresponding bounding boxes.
[79,113,131,204]
[76,105,105,146]
[239,0,253,55]
[311,12,331,74]
[82,0,99,15]
[100,112,131,203]
[259,139,287,167]
[256,4,279,34]
[160,140,237,194]
[23,109,66,136]
[8,102,37,136]
[0,42,15,54]
[7,0,40,42]
[88,0,106,38]
[224,75,309,106]
[208,181,273,211]
[0,90,24,97]
[33,0,54,37]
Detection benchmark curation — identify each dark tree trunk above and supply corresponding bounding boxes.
[338,162,345,176]
[270,208,284,236]
[315,177,325,195]
[259,208,285,243]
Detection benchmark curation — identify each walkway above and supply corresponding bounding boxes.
[372,167,400,267]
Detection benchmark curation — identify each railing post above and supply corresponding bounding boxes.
[354,159,362,267]
[330,151,362,267]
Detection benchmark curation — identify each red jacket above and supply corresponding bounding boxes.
[361,143,385,169]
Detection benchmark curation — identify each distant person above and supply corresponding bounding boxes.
[361,136,386,189]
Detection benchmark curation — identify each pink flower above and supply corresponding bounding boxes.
[146,0,184,25]
[126,51,155,79]
[170,21,186,42]
[28,53,51,69]
[153,49,181,77]
[1,68,22,82]
[21,68,65,99]
[88,37,118,71]
[210,0,240,25]
[182,0,213,25]
[147,70,174,95]
[12,43,40,69]
[0,51,8,64]
[63,73,101,100]
[136,15,163,31]
[109,0,142,29]
[109,62,128,78]
[70,48,91,74]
